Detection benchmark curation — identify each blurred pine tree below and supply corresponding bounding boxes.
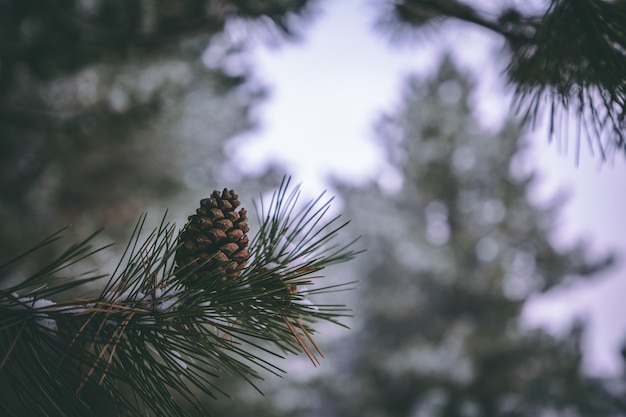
[210,58,625,417]
[322,58,621,417]
[0,0,319,275]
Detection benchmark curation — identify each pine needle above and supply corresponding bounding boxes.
[0,176,360,416]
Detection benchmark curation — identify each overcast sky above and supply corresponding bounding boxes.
[232,1,626,376]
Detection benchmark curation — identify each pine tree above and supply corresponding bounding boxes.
[375,0,626,160]
[214,59,624,417]
[328,58,623,417]
[0,177,358,416]
[0,0,319,275]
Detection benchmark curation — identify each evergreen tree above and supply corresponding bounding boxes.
[375,0,626,160]
[0,0,319,272]
[328,58,622,417]
[214,59,624,417]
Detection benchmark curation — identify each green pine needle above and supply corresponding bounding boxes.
[0,177,360,416]
[377,0,626,161]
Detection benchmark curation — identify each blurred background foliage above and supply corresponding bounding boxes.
[1,0,626,416]
[0,0,317,278]
[206,57,625,417]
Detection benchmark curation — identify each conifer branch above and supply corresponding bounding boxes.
[377,0,626,160]
[0,177,359,417]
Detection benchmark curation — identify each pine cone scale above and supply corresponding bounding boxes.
[215,219,233,231]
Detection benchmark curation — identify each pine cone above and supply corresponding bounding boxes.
[175,188,250,285]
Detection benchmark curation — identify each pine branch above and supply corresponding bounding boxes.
[0,177,360,417]
[377,0,626,161]
[509,0,626,161]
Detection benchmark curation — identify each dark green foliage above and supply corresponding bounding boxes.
[0,0,318,279]
[0,0,313,85]
[375,0,626,160]
[0,178,358,416]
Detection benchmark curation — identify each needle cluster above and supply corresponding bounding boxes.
[0,177,359,417]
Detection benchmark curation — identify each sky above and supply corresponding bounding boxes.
[230,1,626,376]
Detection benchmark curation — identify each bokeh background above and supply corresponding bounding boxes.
[2,1,626,416]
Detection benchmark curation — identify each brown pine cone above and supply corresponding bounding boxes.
[175,188,250,285]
